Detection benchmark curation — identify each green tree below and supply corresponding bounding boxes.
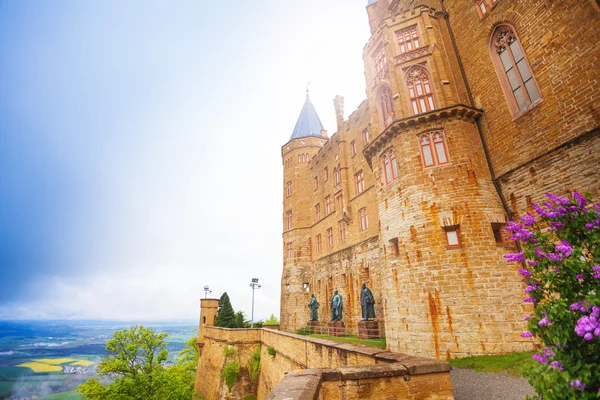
[215,292,237,328]
[265,314,279,325]
[77,327,200,400]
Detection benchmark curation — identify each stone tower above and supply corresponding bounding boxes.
[361,0,532,358]
[280,92,327,332]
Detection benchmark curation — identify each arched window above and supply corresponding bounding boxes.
[406,67,436,115]
[333,167,341,190]
[418,130,449,168]
[382,148,399,184]
[378,85,395,128]
[490,25,541,115]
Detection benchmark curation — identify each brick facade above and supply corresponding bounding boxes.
[280,0,599,359]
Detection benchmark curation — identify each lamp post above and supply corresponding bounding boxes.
[249,278,261,328]
[203,285,211,299]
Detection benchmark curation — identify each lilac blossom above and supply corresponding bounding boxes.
[523,297,536,303]
[576,274,584,282]
[549,361,564,371]
[546,253,564,262]
[520,331,533,338]
[505,252,525,263]
[570,380,585,391]
[593,265,600,279]
[527,260,538,266]
[518,269,532,278]
[534,248,546,259]
[573,191,587,208]
[519,213,536,227]
[555,240,573,257]
[546,193,570,205]
[524,284,540,293]
[550,221,564,230]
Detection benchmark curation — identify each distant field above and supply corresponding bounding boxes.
[17,362,63,373]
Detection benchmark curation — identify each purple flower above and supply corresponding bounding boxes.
[523,297,536,303]
[584,332,593,340]
[534,248,546,259]
[520,331,533,338]
[505,221,522,232]
[576,274,584,281]
[505,252,525,263]
[523,313,531,321]
[549,361,564,371]
[546,193,570,205]
[527,260,538,266]
[586,219,600,229]
[518,269,532,278]
[573,191,587,208]
[570,380,585,391]
[519,213,536,227]
[568,205,580,212]
[532,353,548,363]
[524,284,540,293]
[532,203,548,217]
[546,253,564,262]
[550,221,564,229]
[592,265,600,279]
[538,317,550,326]
[555,240,573,257]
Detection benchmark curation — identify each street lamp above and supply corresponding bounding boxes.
[249,278,261,328]
[203,285,211,299]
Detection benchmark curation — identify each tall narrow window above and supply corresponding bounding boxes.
[491,25,541,115]
[359,208,369,231]
[316,234,322,252]
[315,204,321,222]
[373,45,387,74]
[363,129,370,144]
[351,140,357,156]
[286,242,293,258]
[324,167,329,181]
[407,67,436,115]
[492,223,506,244]
[334,168,342,191]
[382,148,399,184]
[477,0,487,17]
[378,86,395,128]
[397,25,420,54]
[325,196,332,215]
[314,176,318,190]
[338,221,346,241]
[418,131,449,167]
[286,210,293,230]
[336,194,343,211]
[327,228,334,247]
[355,171,365,194]
[286,181,292,197]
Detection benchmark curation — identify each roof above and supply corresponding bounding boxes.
[290,93,325,140]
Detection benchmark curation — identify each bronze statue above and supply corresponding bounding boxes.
[308,294,320,321]
[360,284,376,320]
[330,290,343,321]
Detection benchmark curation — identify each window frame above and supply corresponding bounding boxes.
[315,203,321,221]
[396,24,421,55]
[418,131,450,168]
[286,242,293,258]
[325,195,332,215]
[351,140,357,156]
[382,148,399,184]
[327,227,334,248]
[355,171,365,194]
[338,220,346,241]
[489,24,542,117]
[286,210,293,230]
[359,208,369,231]
[405,66,437,115]
[316,234,322,252]
[491,223,506,245]
[286,181,292,197]
[445,228,462,249]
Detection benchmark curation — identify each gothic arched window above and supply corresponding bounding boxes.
[406,67,436,115]
[490,25,541,115]
[378,85,395,128]
[382,148,399,184]
[418,130,449,168]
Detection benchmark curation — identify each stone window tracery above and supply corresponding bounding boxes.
[327,227,334,247]
[316,234,322,252]
[325,195,332,215]
[286,181,292,197]
[397,25,420,54]
[490,25,541,115]
[286,210,293,230]
[418,130,449,168]
[334,167,342,191]
[378,86,395,128]
[315,203,321,221]
[382,148,399,184]
[338,221,346,241]
[373,44,387,75]
[406,67,436,115]
[355,171,365,194]
[286,242,293,258]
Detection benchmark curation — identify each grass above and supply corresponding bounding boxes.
[307,334,387,349]
[448,352,536,377]
[46,390,83,399]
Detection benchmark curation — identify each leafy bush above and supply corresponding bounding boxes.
[504,192,599,398]
[295,327,312,335]
[221,361,240,392]
[265,314,279,325]
[267,346,276,358]
[247,346,261,380]
[223,345,237,359]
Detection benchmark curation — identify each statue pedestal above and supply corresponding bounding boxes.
[307,320,323,334]
[358,320,381,339]
[327,321,346,337]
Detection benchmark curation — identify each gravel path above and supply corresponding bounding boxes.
[451,368,536,400]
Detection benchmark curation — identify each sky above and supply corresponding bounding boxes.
[0,0,372,322]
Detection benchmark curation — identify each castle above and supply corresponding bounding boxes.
[280,0,600,360]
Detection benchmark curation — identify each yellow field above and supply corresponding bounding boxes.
[70,360,94,366]
[17,362,63,373]
[35,358,77,365]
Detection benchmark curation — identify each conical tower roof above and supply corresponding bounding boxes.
[290,93,325,140]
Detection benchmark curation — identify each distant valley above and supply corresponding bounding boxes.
[0,320,197,399]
